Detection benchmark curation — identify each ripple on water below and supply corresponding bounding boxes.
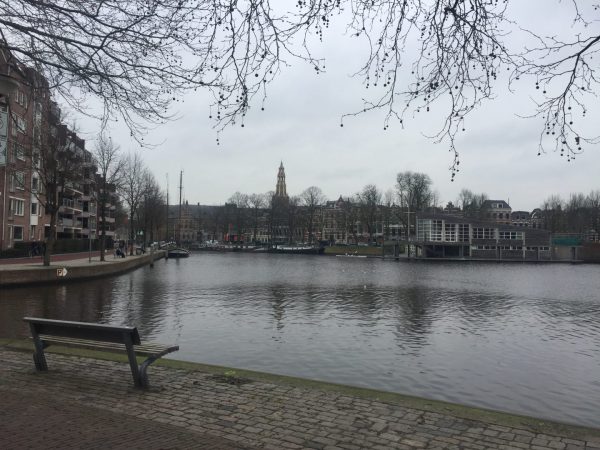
[1,255,600,427]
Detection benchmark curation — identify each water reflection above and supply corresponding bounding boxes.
[1,254,599,427]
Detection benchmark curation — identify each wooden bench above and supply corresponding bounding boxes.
[23,317,179,388]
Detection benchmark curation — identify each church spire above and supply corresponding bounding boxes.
[275,162,288,198]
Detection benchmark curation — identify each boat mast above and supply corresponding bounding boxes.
[178,171,183,245]
[165,174,169,242]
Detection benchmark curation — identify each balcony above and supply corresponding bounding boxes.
[63,182,83,195]
[60,198,83,213]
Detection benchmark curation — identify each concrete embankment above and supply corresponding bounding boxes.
[0,251,164,287]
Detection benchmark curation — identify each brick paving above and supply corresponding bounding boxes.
[1,347,599,449]
[0,389,248,449]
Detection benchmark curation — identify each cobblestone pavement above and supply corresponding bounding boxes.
[0,389,250,449]
[1,348,599,450]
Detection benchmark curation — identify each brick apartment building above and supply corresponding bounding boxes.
[1,48,116,251]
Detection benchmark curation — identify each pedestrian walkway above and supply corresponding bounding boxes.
[1,347,598,449]
[0,250,120,267]
[0,251,161,286]
[0,389,249,450]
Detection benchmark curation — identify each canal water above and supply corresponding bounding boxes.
[2,253,599,427]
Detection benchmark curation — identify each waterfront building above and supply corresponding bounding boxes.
[321,196,350,244]
[480,200,512,225]
[415,213,552,260]
[1,49,109,251]
[0,50,41,249]
[510,210,531,228]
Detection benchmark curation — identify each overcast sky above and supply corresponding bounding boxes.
[75,1,599,212]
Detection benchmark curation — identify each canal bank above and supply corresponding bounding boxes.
[0,250,165,287]
[0,342,599,449]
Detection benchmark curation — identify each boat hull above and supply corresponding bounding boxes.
[168,248,190,258]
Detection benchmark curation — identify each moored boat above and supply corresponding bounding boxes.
[268,246,324,255]
[168,248,190,258]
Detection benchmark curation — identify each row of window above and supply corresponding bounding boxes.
[8,197,42,217]
[418,220,535,242]
[487,212,511,219]
[8,171,40,193]
[472,227,495,239]
[498,231,523,240]
[9,225,40,243]
[472,245,550,251]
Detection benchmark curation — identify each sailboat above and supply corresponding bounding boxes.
[168,171,190,258]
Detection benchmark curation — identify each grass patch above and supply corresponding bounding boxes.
[324,246,384,256]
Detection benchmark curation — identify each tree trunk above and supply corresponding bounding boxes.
[99,197,107,262]
[43,212,57,266]
[129,212,135,255]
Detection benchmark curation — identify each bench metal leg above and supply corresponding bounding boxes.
[139,346,179,388]
[29,324,48,371]
[123,333,142,388]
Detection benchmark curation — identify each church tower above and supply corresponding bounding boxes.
[274,161,288,198]
[271,162,289,245]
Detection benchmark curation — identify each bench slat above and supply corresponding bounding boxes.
[38,335,175,357]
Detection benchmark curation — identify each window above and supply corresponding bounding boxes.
[34,102,42,124]
[444,223,457,242]
[431,220,443,241]
[12,226,24,241]
[9,172,25,191]
[15,171,25,190]
[499,231,523,240]
[472,228,495,239]
[31,202,38,215]
[474,245,497,250]
[417,219,431,241]
[9,198,25,216]
[11,114,26,134]
[13,142,25,160]
[31,177,39,192]
[457,224,470,242]
[16,90,26,106]
[30,225,36,239]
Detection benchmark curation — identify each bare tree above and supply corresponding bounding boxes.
[457,188,488,218]
[381,189,396,241]
[228,192,249,245]
[94,134,124,261]
[4,2,598,168]
[287,196,302,244]
[343,196,360,245]
[121,152,147,254]
[541,195,565,233]
[248,193,267,244]
[0,1,219,139]
[137,172,165,247]
[300,186,326,245]
[357,184,382,244]
[30,106,85,266]
[396,172,433,212]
